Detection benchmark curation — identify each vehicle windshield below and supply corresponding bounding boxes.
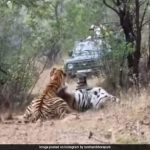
[72,50,99,57]
[72,40,100,57]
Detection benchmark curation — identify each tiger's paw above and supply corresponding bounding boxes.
[13,115,29,124]
[61,113,80,122]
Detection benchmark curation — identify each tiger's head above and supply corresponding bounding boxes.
[90,87,120,109]
[50,67,67,89]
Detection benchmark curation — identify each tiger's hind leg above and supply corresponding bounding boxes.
[15,107,35,123]
[56,106,71,119]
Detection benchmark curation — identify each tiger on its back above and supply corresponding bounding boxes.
[57,74,119,112]
[22,67,73,123]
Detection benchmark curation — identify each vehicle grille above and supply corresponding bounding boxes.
[73,60,101,70]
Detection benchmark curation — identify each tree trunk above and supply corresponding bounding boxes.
[130,0,141,93]
[147,16,150,70]
[119,10,135,69]
[134,0,141,79]
[118,10,135,87]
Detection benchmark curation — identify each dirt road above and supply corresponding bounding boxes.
[0,68,150,144]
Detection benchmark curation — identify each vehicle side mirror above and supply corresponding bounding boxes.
[68,51,73,57]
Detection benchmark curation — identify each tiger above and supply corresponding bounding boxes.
[21,67,74,123]
[57,75,119,112]
[57,86,119,112]
[57,87,92,112]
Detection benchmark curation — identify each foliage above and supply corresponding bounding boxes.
[103,0,150,88]
[0,0,107,109]
[99,29,129,89]
[0,0,149,110]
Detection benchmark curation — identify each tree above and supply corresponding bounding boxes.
[103,0,150,85]
[147,6,150,69]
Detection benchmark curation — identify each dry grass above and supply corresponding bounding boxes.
[0,64,150,144]
[0,77,150,144]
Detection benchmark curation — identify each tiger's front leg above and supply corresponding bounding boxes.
[56,103,78,119]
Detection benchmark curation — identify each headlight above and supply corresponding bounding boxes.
[68,64,73,69]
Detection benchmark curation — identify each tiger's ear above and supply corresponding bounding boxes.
[62,70,66,77]
[63,72,67,77]
[59,68,66,77]
[50,67,57,76]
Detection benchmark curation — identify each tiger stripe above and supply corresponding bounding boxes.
[22,67,73,123]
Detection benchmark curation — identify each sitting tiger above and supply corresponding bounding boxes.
[20,67,74,123]
[57,74,119,112]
